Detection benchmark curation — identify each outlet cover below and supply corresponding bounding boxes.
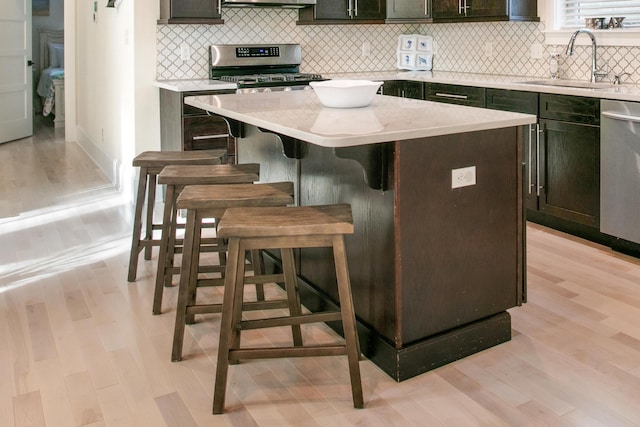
[452,166,476,189]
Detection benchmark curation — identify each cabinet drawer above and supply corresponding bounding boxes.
[425,83,485,107]
[486,88,538,115]
[540,93,600,125]
[183,115,230,151]
[182,90,235,116]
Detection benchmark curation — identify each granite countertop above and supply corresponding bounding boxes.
[156,71,640,102]
[185,90,535,148]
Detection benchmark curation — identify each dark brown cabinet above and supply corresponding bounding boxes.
[298,0,385,23]
[536,94,600,227]
[386,0,431,21]
[432,0,537,21]
[424,83,486,107]
[380,80,425,99]
[159,88,236,163]
[158,0,223,24]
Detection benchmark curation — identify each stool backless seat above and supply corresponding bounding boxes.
[127,150,226,282]
[212,203,363,414]
[171,182,295,362]
[153,163,260,315]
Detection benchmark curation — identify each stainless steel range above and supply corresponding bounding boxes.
[209,44,323,93]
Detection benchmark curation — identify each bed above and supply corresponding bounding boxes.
[36,29,65,128]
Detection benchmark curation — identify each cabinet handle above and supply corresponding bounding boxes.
[536,126,543,196]
[193,134,229,140]
[435,92,468,100]
[601,111,640,123]
[425,0,428,15]
[217,0,221,14]
[528,124,533,195]
[354,0,358,17]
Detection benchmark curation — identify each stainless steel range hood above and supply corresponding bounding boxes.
[221,0,315,7]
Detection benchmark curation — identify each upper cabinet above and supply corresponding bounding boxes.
[298,0,386,23]
[432,0,538,22]
[158,0,224,24]
[386,0,431,21]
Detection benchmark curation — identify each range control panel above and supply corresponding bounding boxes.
[236,46,280,58]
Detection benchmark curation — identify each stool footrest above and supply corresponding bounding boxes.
[185,299,290,316]
[239,311,342,330]
[243,273,284,285]
[229,345,347,361]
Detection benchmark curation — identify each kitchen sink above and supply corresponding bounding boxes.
[518,79,616,89]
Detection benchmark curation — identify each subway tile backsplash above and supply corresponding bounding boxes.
[157,9,640,83]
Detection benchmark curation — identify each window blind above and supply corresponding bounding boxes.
[561,1,640,28]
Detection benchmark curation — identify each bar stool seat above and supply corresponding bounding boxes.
[127,150,226,282]
[152,163,260,315]
[211,203,363,414]
[171,182,295,362]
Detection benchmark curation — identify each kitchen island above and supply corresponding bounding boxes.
[186,90,536,381]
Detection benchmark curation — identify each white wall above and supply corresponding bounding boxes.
[72,0,159,200]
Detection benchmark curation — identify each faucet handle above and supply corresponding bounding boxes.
[613,72,631,85]
[594,69,609,82]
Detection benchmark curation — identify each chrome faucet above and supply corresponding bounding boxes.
[565,29,608,83]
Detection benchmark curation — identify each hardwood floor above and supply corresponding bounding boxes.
[2,117,640,426]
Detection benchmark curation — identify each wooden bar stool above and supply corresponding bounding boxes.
[172,182,296,362]
[152,163,260,315]
[212,204,363,414]
[127,150,226,282]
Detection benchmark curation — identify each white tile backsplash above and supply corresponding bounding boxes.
[157,9,640,84]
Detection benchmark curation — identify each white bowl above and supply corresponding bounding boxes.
[309,80,383,109]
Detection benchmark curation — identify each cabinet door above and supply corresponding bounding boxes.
[432,0,461,18]
[386,0,429,19]
[354,0,386,19]
[425,83,486,107]
[381,80,424,99]
[467,0,507,17]
[159,0,222,23]
[313,0,350,19]
[539,119,600,227]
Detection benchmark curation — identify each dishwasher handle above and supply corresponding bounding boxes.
[602,111,640,123]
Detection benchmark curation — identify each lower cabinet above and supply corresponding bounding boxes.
[159,88,236,163]
[424,83,486,107]
[380,80,425,99]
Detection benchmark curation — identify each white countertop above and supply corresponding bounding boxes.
[185,90,536,148]
[154,79,237,92]
[325,70,640,102]
[157,71,640,102]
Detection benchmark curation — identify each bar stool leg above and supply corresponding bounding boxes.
[212,237,245,414]
[128,166,149,282]
[281,248,303,346]
[144,173,157,260]
[185,214,203,325]
[249,250,265,301]
[153,184,177,315]
[332,235,364,409]
[171,208,199,362]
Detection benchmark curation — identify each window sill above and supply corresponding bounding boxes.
[544,29,640,47]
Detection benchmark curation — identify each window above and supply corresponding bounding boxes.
[559,1,640,29]
[543,0,640,46]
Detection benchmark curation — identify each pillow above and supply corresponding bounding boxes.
[47,42,63,68]
[54,45,64,68]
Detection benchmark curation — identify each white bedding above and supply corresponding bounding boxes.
[37,67,64,116]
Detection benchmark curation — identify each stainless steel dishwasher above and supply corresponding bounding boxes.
[601,100,640,245]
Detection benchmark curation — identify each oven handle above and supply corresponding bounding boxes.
[602,111,640,123]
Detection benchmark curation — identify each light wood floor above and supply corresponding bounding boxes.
[2,117,640,426]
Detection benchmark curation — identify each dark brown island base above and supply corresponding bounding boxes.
[186,90,536,381]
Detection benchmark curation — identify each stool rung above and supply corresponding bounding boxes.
[243,274,284,285]
[185,299,290,316]
[138,240,161,249]
[197,278,225,287]
[229,345,347,361]
[239,311,342,331]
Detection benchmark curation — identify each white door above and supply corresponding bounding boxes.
[0,0,33,144]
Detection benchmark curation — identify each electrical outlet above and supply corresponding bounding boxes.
[451,166,476,189]
[361,42,371,57]
[483,42,493,58]
[531,43,544,59]
[180,43,191,61]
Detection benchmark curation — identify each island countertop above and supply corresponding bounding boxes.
[185,90,536,148]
